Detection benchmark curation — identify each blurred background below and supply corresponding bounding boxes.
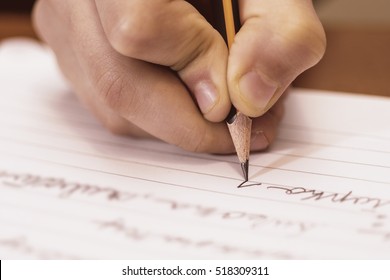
[1,0,389,96]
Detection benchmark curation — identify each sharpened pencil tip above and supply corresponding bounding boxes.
[241,160,249,182]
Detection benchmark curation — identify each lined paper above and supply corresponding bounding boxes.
[1,39,389,259]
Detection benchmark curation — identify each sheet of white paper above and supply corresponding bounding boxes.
[0,39,389,259]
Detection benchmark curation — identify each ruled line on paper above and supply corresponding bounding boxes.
[1,170,388,250]
[0,104,101,129]
[2,113,390,167]
[2,146,390,216]
[274,139,390,164]
[0,192,315,240]
[2,96,390,168]
[3,104,390,149]
[1,171,388,260]
[1,131,388,186]
[277,136,390,155]
[2,128,390,186]
[250,165,390,185]
[1,143,389,194]
[282,123,390,142]
[269,149,390,169]
[0,187,379,246]
[1,140,390,194]
[5,95,390,143]
[2,110,390,171]
[0,182,308,255]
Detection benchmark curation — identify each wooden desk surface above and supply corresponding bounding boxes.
[294,26,390,97]
[1,13,389,97]
[0,13,36,40]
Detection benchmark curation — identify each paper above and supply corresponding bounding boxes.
[1,38,389,259]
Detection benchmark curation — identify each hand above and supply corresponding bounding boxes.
[32,0,325,154]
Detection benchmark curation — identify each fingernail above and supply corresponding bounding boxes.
[251,130,270,151]
[194,80,218,114]
[239,71,278,110]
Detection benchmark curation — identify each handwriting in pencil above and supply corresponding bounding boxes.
[0,170,315,234]
[237,180,390,210]
[94,218,295,259]
[357,214,390,242]
[358,229,390,242]
[4,169,389,212]
[0,236,82,259]
[237,181,262,188]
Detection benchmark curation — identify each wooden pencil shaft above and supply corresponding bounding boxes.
[222,0,236,48]
[227,112,252,163]
[222,0,252,178]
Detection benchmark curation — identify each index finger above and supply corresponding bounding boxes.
[94,0,231,122]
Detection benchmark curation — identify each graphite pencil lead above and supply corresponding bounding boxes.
[241,160,249,182]
[227,112,252,180]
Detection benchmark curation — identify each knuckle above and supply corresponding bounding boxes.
[110,18,141,55]
[170,28,216,72]
[94,65,140,120]
[95,68,126,110]
[108,12,156,57]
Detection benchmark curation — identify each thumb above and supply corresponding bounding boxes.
[228,0,326,117]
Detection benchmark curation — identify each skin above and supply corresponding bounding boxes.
[32,0,326,154]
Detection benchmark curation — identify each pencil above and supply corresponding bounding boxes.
[222,0,252,182]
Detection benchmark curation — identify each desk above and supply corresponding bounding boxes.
[1,13,389,97]
[0,13,36,40]
[294,27,390,97]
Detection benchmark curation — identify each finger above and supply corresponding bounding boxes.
[33,0,149,138]
[94,0,231,122]
[36,0,235,153]
[228,0,326,117]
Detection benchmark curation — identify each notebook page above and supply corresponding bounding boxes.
[0,39,389,259]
